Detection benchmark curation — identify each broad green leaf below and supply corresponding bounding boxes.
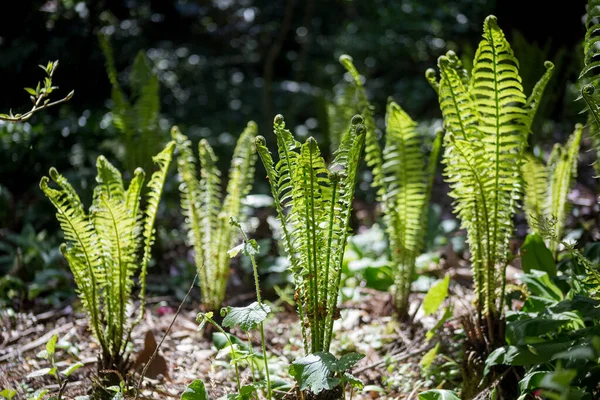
[418,389,461,400]
[519,370,549,392]
[335,353,364,372]
[212,332,247,351]
[506,318,571,345]
[539,369,577,392]
[343,372,363,389]
[181,379,210,400]
[485,339,575,373]
[520,270,563,302]
[24,87,37,96]
[521,233,557,276]
[422,275,450,315]
[61,362,84,377]
[26,368,53,378]
[221,302,271,331]
[426,306,453,340]
[289,352,339,394]
[420,342,440,370]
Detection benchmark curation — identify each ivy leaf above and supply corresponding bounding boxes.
[180,379,210,400]
[422,275,450,315]
[26,368,53,378]
[61,362,84,377]
[521,233,557,276]
[221,302,271,331]
[289,352,340,394]
[418,389,461,400]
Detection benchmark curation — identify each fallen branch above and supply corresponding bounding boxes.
[353,343,435,374]
[134,273,198,400]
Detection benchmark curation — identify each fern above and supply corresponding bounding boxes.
[99,34,164,176]
[39,141,174,377]
[427,15,553,336]
[580,1,600,175]
[171,122,257,311]
[523,126,582,257]
[335,57,442,317]
[522,153,548,231]
[255,114,366,354]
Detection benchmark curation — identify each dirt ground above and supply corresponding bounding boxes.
[0,283,463,400]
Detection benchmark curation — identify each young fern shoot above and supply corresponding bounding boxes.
[255,113,366,355]
[39,141,175,381]
[427,15,554,340]
[171,122,257,311]
[337,56,442,317]
[523,125,583,257]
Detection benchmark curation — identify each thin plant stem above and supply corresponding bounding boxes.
[238,225,273,400]
[134,273,198,400]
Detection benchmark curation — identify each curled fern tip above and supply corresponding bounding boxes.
[351,114,364,125]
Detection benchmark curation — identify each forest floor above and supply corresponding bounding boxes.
[0,275,471,400]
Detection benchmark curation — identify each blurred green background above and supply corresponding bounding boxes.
[0,0,591,309]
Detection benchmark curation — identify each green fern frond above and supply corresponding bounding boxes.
[522,153,548,232]
[40,142,174,372]
[338,55,384,197]
[525,61,555,126]
[378,101,444,313]
[546,124,582,256]
[581,0,600,82]
[40,172,104,346]
[431,15,552,325]
[135,141,175,328]
[214,122,258,308]
[172,125,257,311]
[257,114,365,354]
[99,34,164,174]
[170,126,206,294]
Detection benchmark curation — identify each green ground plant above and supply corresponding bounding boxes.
[39,141,174,389]
[25,334,83,400]
[522,125,583,257]
[171,122,257,311]
[255,113,366,397]
[336,56,442,318]
[255,113,366,356]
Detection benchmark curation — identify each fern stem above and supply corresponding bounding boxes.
[238,227,273,399]
[322,176,339,349]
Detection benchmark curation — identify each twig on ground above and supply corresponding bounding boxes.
[134,273,198,400]
[354,343,435,374]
